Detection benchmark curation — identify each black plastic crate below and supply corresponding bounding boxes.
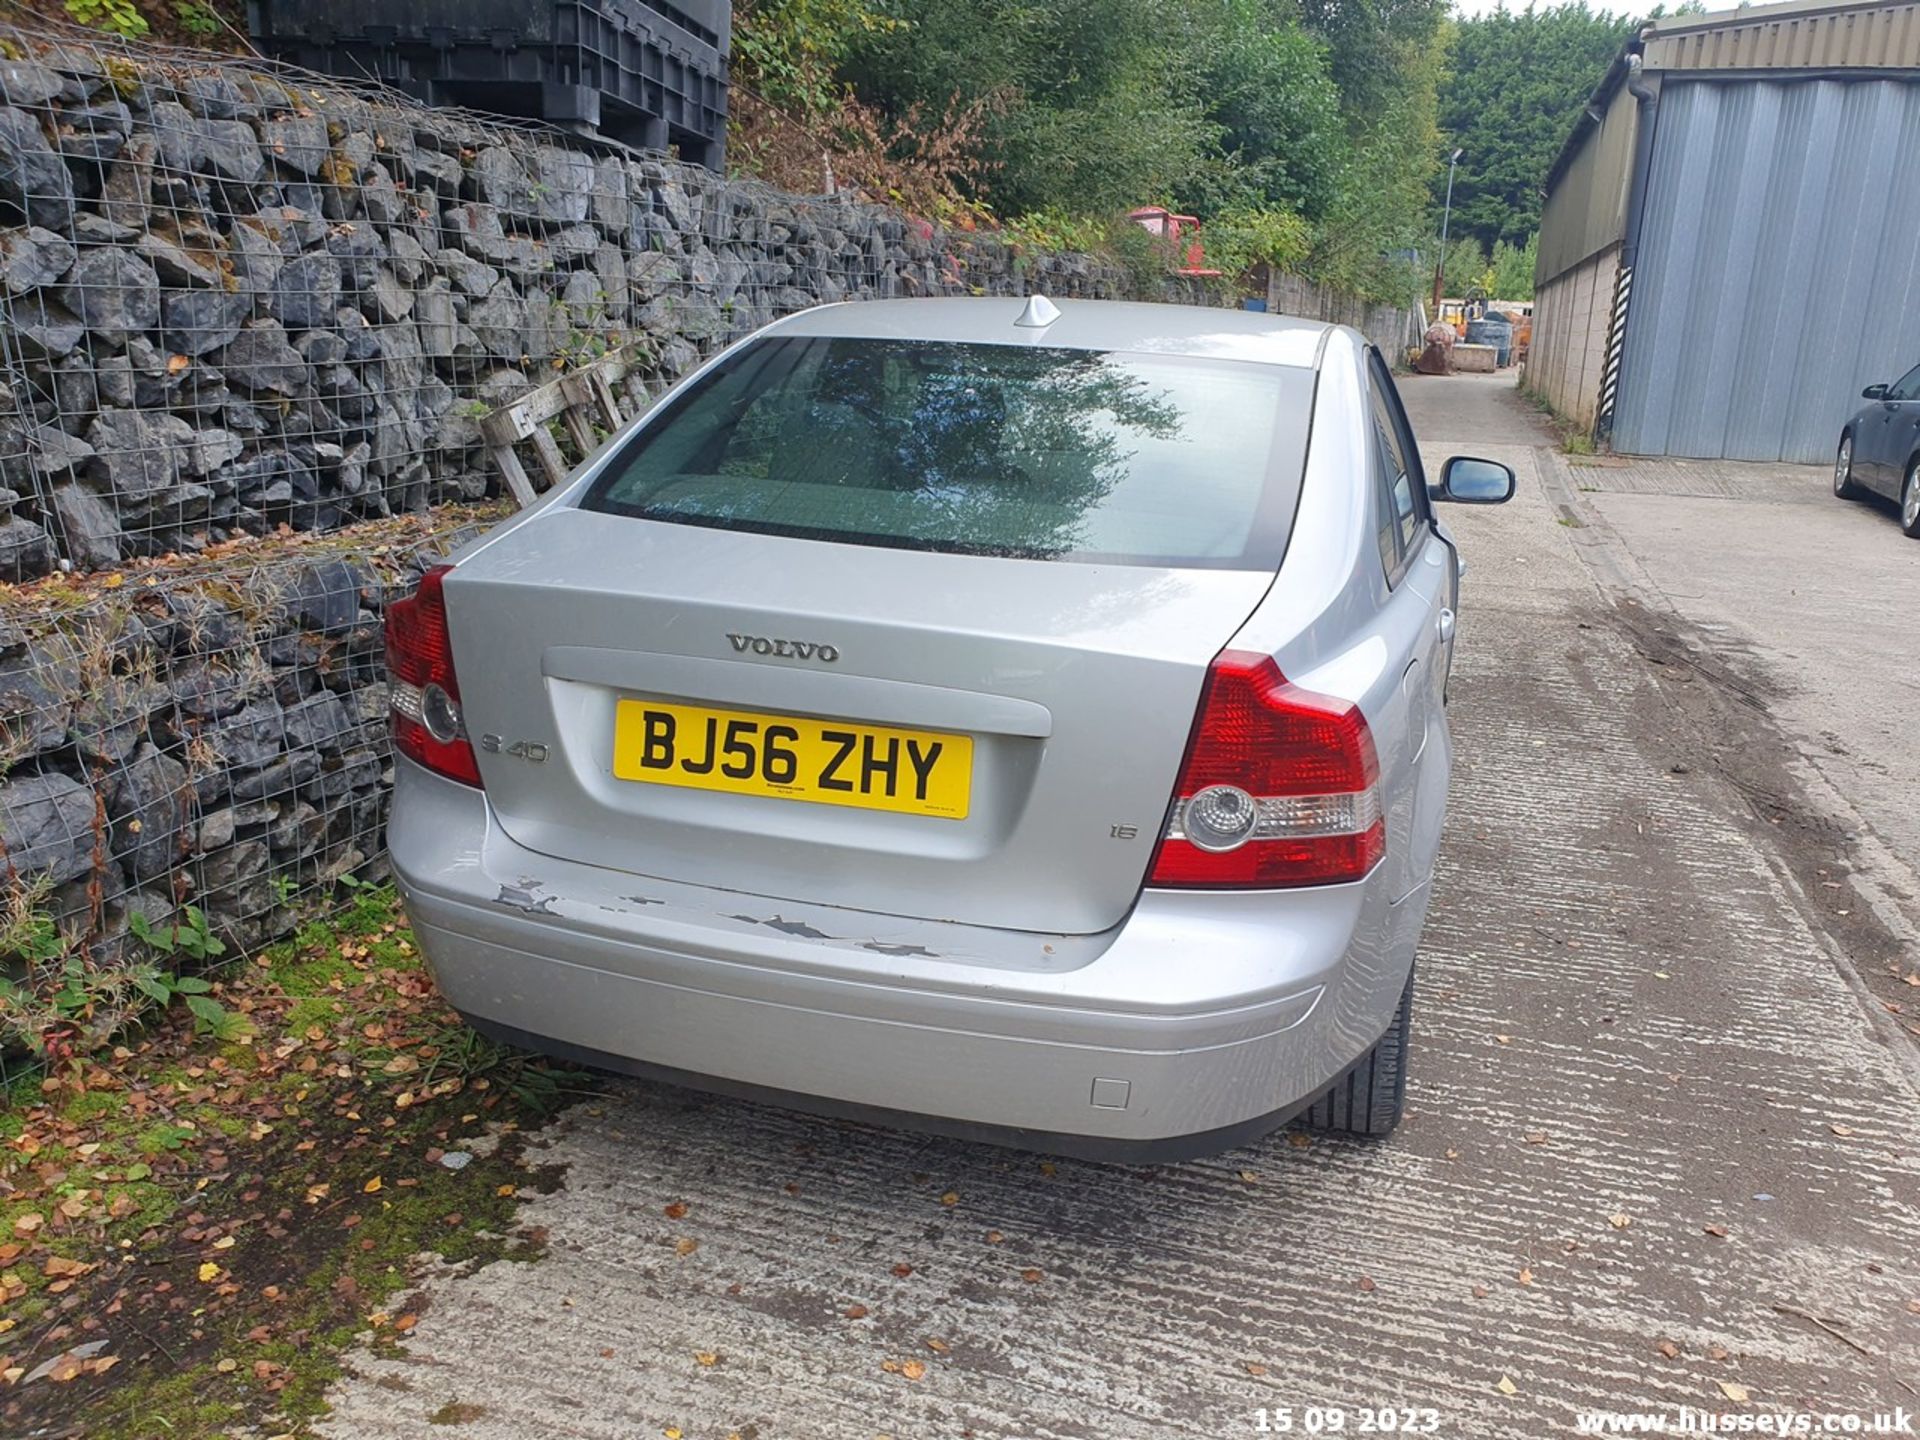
[247,0,730,168]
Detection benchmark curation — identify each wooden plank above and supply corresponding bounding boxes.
[561,403,596,458]
[490,441,538,508]
[528,424,570,490]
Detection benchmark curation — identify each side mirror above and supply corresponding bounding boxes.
[1435,456,1516,504]
[1864,383,1889,400]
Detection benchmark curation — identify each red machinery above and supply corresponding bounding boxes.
[1128,206,1221,277]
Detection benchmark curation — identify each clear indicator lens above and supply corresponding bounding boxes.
[420,682,463,745]
[1182,784,1259,852]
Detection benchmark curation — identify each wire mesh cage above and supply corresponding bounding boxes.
[0,16,1133,1066]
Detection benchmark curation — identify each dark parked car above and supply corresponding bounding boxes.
[1835,362,1920,536]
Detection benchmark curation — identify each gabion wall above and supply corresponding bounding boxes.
[0,24,1134,580]
[0,511,494,980]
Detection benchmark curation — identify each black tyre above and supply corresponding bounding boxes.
[1834,435,1863,500]
[1303,966,1413,1137]
[1902,460,1920,538]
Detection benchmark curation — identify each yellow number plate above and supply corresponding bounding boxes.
[611,699,973,820]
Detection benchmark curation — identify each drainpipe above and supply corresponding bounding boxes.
[1595,51,1660,448]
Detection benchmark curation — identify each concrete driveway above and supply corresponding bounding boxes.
[318,374,1920,1440]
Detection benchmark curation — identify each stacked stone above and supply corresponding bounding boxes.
[0,32,1132,583]
[0,523,484,971]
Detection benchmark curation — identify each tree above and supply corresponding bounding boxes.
[1437,3,1640,249]
[1489,233,1539,299]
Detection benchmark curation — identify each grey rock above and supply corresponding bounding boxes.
[1,422,92,482]
[49,483,122,572]
[135,230,221,289]
[187,429,244,476]
[304,747,379,801]
[388,230,429,285]
[627,248,683,299]
[10,293,83,356]
[264,114,330,176]
[471,146,536,215]
[59,248,161,345]
[199,836,269,895]
[220,320,306,396]
[161,285,253,357]
[549,223,599,264]
[0,108,74,229]
[232,748,319,802]
[269,253,341,330]
[110,744,191,882]
[56,99,130,163]
[72,673,165,765]
[468,277,527,359]
[0,515,53,582]
[415,279,455,358]
[267,797,324,853]
[408,146,463,195]
[0,225,74,293]
[435,246,498,297]
[282,559,366,635]
[204,698,285,774]
[281,690,352,752]
[368,269,413,322]
[180,74,256,122]
[85,410,193,501]
[0,774,97,885]
[199,117,266,183]
[532,146,593,225]
[100,133,155,230]
[590,153,628,232]
[0,643,77,756]
[0,61,62,108]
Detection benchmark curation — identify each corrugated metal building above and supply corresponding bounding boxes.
[1527,0,1920,463]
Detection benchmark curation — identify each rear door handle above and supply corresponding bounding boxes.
[1438,608,1456,643]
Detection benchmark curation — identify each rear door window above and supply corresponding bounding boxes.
[583,335,1315,570]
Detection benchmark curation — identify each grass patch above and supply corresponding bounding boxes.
[0,886,584,1438]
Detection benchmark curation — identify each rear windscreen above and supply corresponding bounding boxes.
[582,335,1313,569]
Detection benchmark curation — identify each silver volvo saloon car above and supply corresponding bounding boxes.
[385,297,1514,1160]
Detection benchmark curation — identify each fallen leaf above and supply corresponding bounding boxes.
[939,1191,959,1206]
[1496,1375,1517,1396]
[216,1358,238,1373]
[1656,1340,1680,1359]
[901,1359,927,1381]
[844,1304,869,1320]
[1608,1212,1632,1229]
[985,1230,1005,1245]
[1246,1362,1269,1376]
[212,1235,237,1250]
[198,1262,222,1283]
[1518,1267,1534,1286]
[695,1352,718,1367]
[166,353,191,374]
[1829,1123,1855,1137]
[1286,1131,1311,1148]
[12,1213,42,1237]
[1718,1381,1750,1404]
[394,1314,418,1333]
[664,1202,689,1220]
[1703,1224,1728,1238]
[498,1184,516,1197]
[1495,1034,1513,1045]
[1471,1285,1489,1299]
[1238,1170,1259,1184]
[1707,1344,1730,1361]
[362,1177,383,1194]
[891,1263,913,1278]
[1357,1275,1376,1292]
[674,1237,699,1257]
[1524,1132,1548,1145]
[925,1337,950,1354]
[1020,1268,1044,1284]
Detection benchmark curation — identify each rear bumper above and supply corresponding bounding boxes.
[390,761,1424,1158]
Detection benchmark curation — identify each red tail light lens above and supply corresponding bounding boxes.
[1148,650,1383,888]
[385,565,482,788]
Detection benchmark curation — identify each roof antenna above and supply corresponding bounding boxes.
[1014,294,1061,329]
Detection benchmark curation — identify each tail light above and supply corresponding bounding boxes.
[385,565,482,787]
[1148,650,1382,888]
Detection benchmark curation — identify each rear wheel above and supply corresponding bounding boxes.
[1302,966,1413,1137]
[1902,460,1920,538]
[1834,435,1863,500]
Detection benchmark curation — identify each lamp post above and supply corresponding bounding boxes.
[1432,147,1463,314]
